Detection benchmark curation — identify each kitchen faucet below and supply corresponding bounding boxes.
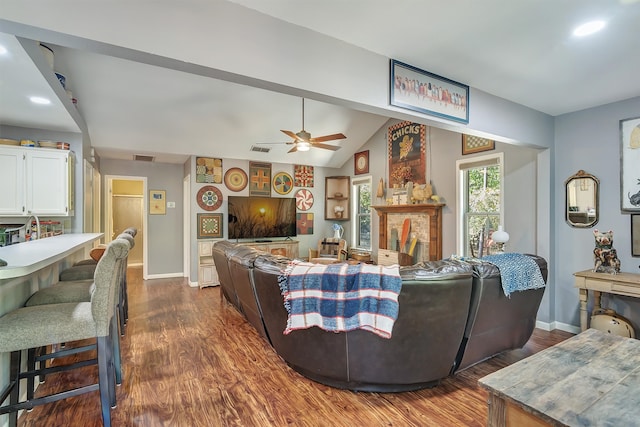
[26,215,41,240]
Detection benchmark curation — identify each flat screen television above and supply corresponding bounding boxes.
[227,196,297,240]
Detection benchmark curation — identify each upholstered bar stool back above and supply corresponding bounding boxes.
[0,239,130,427]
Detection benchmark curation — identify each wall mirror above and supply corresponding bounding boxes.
[565,170,599,228]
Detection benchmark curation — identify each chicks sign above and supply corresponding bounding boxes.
[388,121,426,187]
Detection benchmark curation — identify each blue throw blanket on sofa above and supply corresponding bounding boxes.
[482,253,546,297]
[278,261,402,339]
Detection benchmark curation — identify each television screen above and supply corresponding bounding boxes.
[228,196,297,240]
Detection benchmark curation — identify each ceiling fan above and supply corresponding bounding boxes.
[259,98,346,153]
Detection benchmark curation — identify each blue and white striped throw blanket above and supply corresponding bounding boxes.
[278,261,402,339]
[482,253,546,297]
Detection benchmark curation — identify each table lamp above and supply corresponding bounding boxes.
[492,226,510,253]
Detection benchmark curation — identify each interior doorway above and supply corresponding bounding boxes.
[106,175,147,275]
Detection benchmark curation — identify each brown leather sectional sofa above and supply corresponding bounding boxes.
[212,241,546,392]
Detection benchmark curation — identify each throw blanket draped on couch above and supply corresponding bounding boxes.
[278,261,402,338]
[482,253,546,297]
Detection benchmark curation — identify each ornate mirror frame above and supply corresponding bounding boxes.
[565,170,599,228]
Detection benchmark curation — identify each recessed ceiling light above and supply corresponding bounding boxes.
[573,20,606,37]
[0,45,7,55]
[30,96,51,105]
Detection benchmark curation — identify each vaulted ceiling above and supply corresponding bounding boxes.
[1,0,638,166]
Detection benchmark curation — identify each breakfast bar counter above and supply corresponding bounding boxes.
[0,233,102,280]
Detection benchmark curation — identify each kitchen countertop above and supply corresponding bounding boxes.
[0,233,103,280]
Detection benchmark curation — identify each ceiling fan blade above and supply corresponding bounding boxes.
[287,145,299,153]
[310,142,341,151]
[256,141,294,145]
[309,133,347,143]
[281,130,302,141]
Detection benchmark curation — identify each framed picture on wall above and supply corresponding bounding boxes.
[632,215,640,257]
[149,190,166,215]
[390,59,469,124]
[462,134,495,155]
[620,117,640,212]
[197,213,223,239]
[354,150,369,175]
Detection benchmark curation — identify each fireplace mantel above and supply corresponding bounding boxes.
[372,203,444,261]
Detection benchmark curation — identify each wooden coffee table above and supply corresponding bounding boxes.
[479,328,640,426]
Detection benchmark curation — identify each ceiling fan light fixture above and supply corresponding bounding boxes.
[296,141,311,151]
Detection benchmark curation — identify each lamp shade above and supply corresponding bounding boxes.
[492,226,509,244]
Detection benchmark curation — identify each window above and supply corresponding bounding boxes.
[456,153,503,256]
[352,177,372,251]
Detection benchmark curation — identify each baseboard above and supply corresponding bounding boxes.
[188,280,198,288]
[145,272,184,280]
[536,320,581,334]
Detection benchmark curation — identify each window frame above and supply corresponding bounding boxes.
[351,176,372,252]
[455,152,504,256]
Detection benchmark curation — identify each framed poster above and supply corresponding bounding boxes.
[196,157,223,183]
[462,134,495,155]
[388,121,426,187]
[249,161,272,196]
[390,59,469,124]
[620,117,640,212]
[149,190,166,215]
[197,213,223,239]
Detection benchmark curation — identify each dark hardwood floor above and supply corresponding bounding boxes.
[17,267,573,427]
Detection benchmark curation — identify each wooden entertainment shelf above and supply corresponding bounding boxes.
[372,204,444,262]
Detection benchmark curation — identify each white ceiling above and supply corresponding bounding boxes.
[1,0,639,166]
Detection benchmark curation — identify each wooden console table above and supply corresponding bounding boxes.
[479,328,640,427]
[372,204,444,261]
[573,269,640,331]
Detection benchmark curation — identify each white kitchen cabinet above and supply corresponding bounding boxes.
[0,146,74,216]
[0,146,25,215]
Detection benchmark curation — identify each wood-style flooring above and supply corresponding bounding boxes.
[17,267,573,427]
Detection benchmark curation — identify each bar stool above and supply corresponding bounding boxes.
[0,239,129,427]
[24,235,133,385]
[56,232,135,334]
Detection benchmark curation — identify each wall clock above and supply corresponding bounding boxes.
[295,189,314,211]
[197,185,223,211]
[354,150,369,175]
[273,171,294,195]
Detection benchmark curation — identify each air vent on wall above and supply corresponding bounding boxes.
[134,154,155,162]
[250,145,271,153]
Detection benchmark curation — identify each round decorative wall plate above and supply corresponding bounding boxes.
[197,185,223,211]
[224,167,248,192]
[273,171,294,195]
[295,188,314,211]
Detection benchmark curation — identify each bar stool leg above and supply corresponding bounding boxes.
[97,336,113,427]
[8,350,21,427]
[111,313,122,385]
